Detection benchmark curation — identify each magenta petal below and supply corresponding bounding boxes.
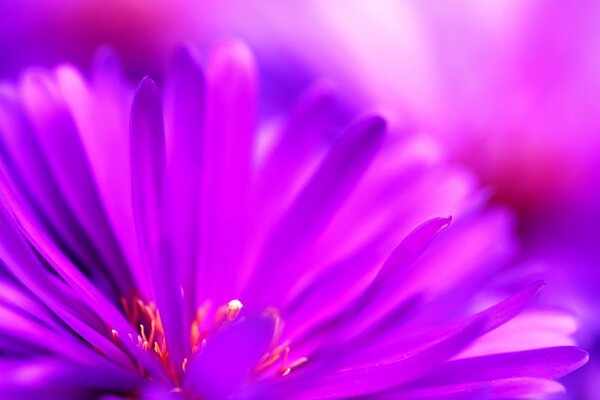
[130,76,167,263]
[0,172,173,380]
[0,358,141,396]
[246,115,386,310]
[19,71,132,294]
[292,318,485,399]
[290,217,450,352]
[286,280,547,398]
[283,245,382,342]
[0,190,136,366]
[164,46,206,324]
[375,217,452,284]
[358,281,546,368]
[130,77,186,370]
[291,282,549,399]
[274,279,544,399]
[256,82,346,216]
[337,217,452,338]
[391,378,564,399]
[0,84,115,291]
[198,39,257,303]
[185,315,275,400]
[410,346,589,388]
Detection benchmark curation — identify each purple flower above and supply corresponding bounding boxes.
[0,41,587,399]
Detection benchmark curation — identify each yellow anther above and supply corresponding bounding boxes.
[148,320,156,346]
[191,321,200,347]
[226,299,244,321]
[116,295,306,383]
[140,324,147,343]
[154,341,166,360]
[288,357,308,370]
[280,346,290,372]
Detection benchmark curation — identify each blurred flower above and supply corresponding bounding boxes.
[0,41,587,399]
[0,0,202,78]
[218,0,600,214]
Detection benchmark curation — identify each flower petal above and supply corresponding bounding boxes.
[285,318,485,399]
[246,115,386,310]
[297,217,451,347]
[277,281,546,398]
[19,70,132,294]
[130,76,186,370]
[256,82,347,219]
[390,378,565,399]
[408,346,588,388]
[0,84,117,294]
[163,46,206,325]
[199,39,257,303]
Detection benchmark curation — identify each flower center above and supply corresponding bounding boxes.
[110,296,308,385]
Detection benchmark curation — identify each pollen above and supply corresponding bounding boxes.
[226,299,244,321]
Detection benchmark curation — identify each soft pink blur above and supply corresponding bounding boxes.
[210,0,600,214]
[0,0,200,78]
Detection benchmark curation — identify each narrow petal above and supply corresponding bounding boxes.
[0,176,176,385]
[246,115,386,310]
[375,217,452,284]
[295,217,451,347]
[199,39,257,303]
[19,71,132,294]
[164,47,206,325]
[0,187,135,366]
[355,281,547,368]
[408,346,589,388]
[130,77,186,370]
[255,82,346,219]
[0,84,116,294]
[389,378,565,399]
[279,281,546,398]
[286,319,485,399]
[130,76,167,263]
[460,309,578,357]
[0,358,140,397]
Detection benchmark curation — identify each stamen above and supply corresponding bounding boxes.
[281,356,308,377]
[288,357,309,370]
[140,324,148,343]
[148,320,156,346]
[254,341,290,373]
[280,346,290,373]
[226,299,244,321]
[116,296,307,382]
[215,299,244,327]
[111,329,119,344]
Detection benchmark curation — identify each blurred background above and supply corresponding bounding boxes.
[2,0,599,397]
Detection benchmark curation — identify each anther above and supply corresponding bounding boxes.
[226,299,244,321]
[140,324,148,343]
[111,329,119,343]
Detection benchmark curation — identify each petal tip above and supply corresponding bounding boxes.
[138,76,158,92]
[210,38,256,72]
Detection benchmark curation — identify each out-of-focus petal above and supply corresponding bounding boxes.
[245,115,386,310]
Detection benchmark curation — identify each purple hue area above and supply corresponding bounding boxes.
[0,40,588,399]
